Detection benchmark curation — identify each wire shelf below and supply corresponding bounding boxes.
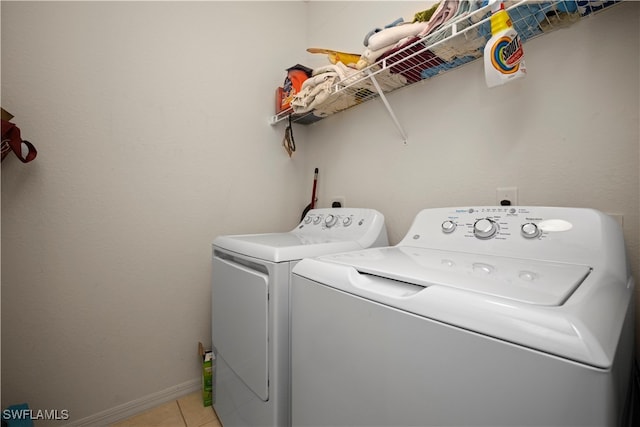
[270,0,621,129]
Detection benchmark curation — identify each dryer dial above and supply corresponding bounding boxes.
[474,218,498,239]
[325,214,338,228]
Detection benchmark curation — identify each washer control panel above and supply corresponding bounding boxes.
[430,207,571,242]
[400,206,616,263]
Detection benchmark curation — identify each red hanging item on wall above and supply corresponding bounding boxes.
[1,108,37,163]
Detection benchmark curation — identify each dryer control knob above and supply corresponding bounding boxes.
[313,215,323,225]
[521,223,540,239]
[343,217,353,227]
[325,214,338,228]
[304,215,312,224]
[474,218,498,239]
[441,220,457,234]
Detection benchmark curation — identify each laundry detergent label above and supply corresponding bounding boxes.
[490,35,524,74]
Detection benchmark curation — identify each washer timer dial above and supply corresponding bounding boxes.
[473,218,498,239]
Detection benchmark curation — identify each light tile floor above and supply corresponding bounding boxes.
[110,391,222,427]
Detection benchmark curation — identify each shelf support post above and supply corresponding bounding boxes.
[365,69,408,144]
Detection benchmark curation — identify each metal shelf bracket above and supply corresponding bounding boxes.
[365,69,408,145]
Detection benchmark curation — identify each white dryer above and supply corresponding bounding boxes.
[211,208,388,427]
[291,206,635,427]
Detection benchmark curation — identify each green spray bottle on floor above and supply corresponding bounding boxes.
[484,0,526,87]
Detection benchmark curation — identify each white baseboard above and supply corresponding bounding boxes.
[64,378,201,427]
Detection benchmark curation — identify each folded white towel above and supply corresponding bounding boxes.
[356,45,394,70]
[291,62,407,116]
[367,21,430,51]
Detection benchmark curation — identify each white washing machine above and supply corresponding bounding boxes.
[211,208,388,427]
[291,206,635,427]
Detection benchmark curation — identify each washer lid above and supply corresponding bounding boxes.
[323,246,590,306]
[293,248,631,368]
[213,232,364,263]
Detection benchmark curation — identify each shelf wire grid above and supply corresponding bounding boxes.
[272,0,621,126]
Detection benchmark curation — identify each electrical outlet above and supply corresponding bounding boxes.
[330,196,346,208]
[496,187,518,206]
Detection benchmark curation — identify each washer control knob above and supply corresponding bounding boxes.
[343,217,352,227]
[441,220,457,234]
[325,214,338,228]
[313,215,322,225]
[474,218,498,239]
[304,215,312,224]
[521,223,540,239]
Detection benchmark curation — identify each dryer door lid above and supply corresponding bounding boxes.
[213,232,360,263]
[320,247,591,306]
[212,255,269,401]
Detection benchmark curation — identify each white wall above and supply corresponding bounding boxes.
[1,1,639,425]
[1,1,309,424]
[302,0,640,352]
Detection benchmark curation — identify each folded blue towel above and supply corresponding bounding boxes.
[421,54,479,79]
[577,0,620,16]
[476,1,581,43]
